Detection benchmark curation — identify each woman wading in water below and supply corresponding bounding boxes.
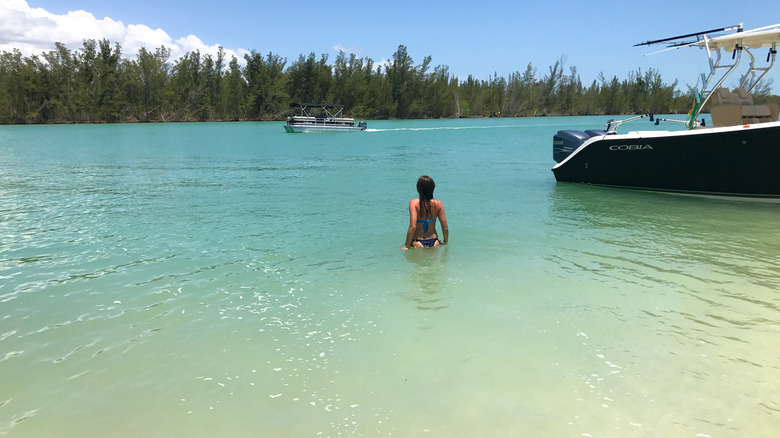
[402,175,448,250]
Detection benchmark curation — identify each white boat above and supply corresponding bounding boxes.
[552,24,780,198]
[284,103,367,133]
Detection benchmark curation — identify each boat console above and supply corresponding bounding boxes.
[710,88,780,126]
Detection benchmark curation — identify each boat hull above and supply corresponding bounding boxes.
[284,124,365,133]
[552,122,780,197]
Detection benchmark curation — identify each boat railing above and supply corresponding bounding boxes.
[605,114,653,133]
[287,116,356,127]
[606,113,705,134]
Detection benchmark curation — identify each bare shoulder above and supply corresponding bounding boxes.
[409,198,420,207]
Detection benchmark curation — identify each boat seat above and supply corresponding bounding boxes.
[733,88,755,105]
[710,88,779,126]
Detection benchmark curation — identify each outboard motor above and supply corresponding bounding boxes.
[553,130,591,163]
[358,121,367,130]
[585,129,608,137]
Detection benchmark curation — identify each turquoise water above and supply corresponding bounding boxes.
[1,118,779,437]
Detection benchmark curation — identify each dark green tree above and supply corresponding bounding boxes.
[287,53,331,105]
[244,51,287,120]
[223,56,246,120]
[131,46,171,122]
[0,39,737,123]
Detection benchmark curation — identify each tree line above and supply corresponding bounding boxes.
[0,40,772,124]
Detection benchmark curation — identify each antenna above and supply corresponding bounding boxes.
[634,24,742,47]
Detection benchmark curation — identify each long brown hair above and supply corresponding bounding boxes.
[416,175,435,218]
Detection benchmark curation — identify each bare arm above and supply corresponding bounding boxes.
[402,199,418,250]
[437,201,448,245]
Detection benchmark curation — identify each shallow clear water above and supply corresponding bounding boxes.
[1,117,779,437]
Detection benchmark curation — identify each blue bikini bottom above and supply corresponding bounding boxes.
[414,238,439,247]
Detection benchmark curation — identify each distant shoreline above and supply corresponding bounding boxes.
[0,112,700,126]
[2,42,777,125]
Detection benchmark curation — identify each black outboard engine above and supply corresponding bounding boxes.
[585,129,608,137]
[358,121,367,130]
[553,130,590,163]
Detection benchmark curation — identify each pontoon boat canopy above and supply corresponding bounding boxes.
[290,103,345,109]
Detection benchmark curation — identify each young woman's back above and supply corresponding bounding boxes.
[402,176,448,250]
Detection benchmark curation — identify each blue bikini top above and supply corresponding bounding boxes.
[417,218,436,232]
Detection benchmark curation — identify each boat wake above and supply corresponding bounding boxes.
[365,125,521,132]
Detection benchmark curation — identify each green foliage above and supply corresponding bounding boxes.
[0,40,738,124]
[244,51,287,120]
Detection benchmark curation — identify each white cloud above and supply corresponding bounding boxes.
[0,0,246,63]
[332,43,361,55]
[123,24,173,54]
[332,43,389,73]
[375,58,391,72]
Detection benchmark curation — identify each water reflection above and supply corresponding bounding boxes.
[401,245,450,311]
[544,183,780,339]
[546,183,780,273]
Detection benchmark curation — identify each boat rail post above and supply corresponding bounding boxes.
[742,45,777,92]
[693,41,744,125]
[606,114,651,134]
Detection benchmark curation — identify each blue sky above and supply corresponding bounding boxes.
[3,0,778,92]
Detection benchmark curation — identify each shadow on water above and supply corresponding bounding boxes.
[545,182,780,307]
[400,245,451,311]
[546,183,780,255]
